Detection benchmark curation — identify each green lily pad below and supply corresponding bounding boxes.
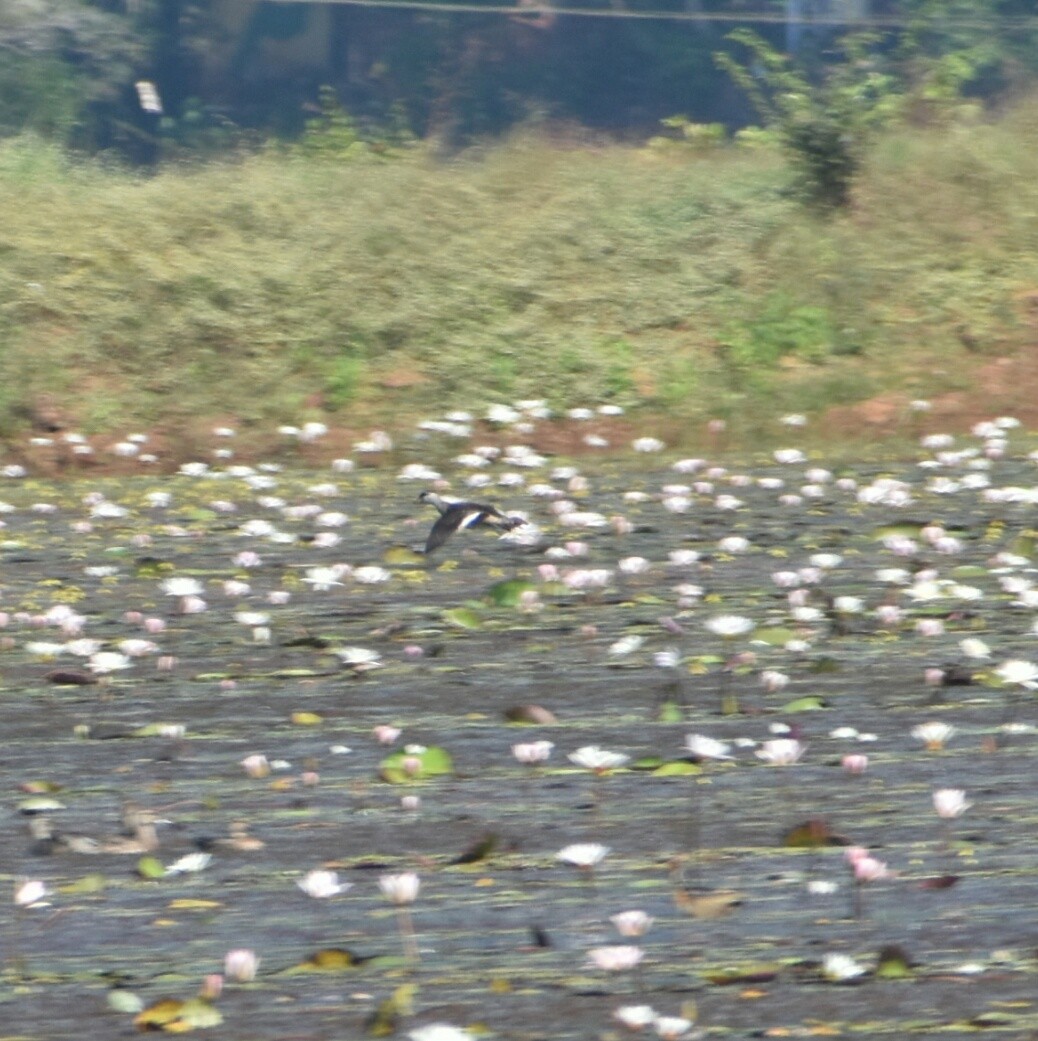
[137,855,167,879]
[18,795,66,813]
[651,760,702,777]
[379,745,454,783]
[875,944,915,979]
[383,545,424,566]
[750,627,798,646]
[780,695,827,712]
[703,962,780,985]
[443,606,482,629]
[485,579,536,607]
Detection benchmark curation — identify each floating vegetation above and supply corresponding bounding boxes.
[1,408,1038,1038]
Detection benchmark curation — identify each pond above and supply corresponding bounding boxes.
[1,427,1037,1038]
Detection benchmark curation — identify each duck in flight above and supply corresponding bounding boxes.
[418,491,526,554]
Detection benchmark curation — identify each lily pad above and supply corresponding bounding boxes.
[379,745,454,783]
[383,545,425,565]
[299,947,360,971]
[780,695,827,712]
[443,606,482,629]
[485,578,537,607]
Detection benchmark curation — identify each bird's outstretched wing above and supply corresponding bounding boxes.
[424,506,486,553]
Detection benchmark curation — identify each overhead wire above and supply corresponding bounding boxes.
[267,0,1038,31]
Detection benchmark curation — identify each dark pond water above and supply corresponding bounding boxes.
[2,431,1038,1039]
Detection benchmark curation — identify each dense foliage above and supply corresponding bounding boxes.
[1,1,1037,156]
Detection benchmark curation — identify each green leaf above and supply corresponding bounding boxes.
[18,795,66,813]
[63,873,107,895]
[383,545,424,565]
[379,745,454,783]
[657,701,684,723]
[137,855,167,879]
[299,947,359,971]
[175,998,224,1027]
[651,761,702,776]
[875,944,915,979]
[752,627,798,646]
[485,579,536,607]
[444,606,482,629]
[780,695,827,712]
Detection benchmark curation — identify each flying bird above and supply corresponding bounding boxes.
[418,491,525,554]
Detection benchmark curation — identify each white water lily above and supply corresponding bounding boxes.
[911,721,956,750]
[556,843,610,868]
[568,746,629,772]
[334,646,383,671]
[301,566,346,591]
[14,879,50,908]
[609,635,645,657]
[822,952,867,981]
[685,734,733,760]
[587,945,644,971]
[704,614,754,638]
[353,565,391,584]
[995,659,1038,689]
[756,738,805,765]
[161,576,204,597]
[165,852,213,875]
[88,652,131,675]
[298,869,351,899]
[379,872,420,905]
[933,788,971,819]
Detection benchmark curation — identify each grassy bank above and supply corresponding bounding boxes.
[1,104,1037,451]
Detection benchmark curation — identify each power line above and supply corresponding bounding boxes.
[268,0,1038,31]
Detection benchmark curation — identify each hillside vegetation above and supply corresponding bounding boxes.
[1,103,1037,450]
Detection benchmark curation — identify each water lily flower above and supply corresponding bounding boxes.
[353,566,391,584]
[911,721,956,750]
[632,437,664,453]
[14,879,49,908]
[613,1005,657,1031]
[995,659,1038,689]
[845,847,892,883]
[653,1015,696,1040]
[933,788,971,818]
[408,1025,472,1041]
[335,646,383,671]
[774,448,806,464]
[224,949,259,982]
[556,843,610,869]
[161,577,204,598]
[684,734,732,761]
[166,852,213,875]
[587,945,644,971]
[755,738,805,765]
[512,740,554,765]
[760,670,789,693]
[822,952,867,982]
[88,651,132,675]
[704,615,754,638]
[610,910,654,937]
[717,535,750,553]
[609,635,645,657]
[379,872,420,905]
[302,566,345,591]
[298,869,351,899]
[568,746,629,773]
[240,754,270,778]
